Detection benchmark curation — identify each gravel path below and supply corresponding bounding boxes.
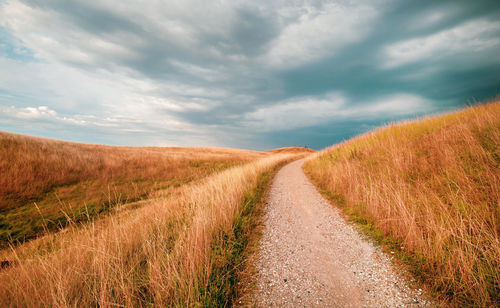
[250,159,430,307]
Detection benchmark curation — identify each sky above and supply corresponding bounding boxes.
[1,0,499,150]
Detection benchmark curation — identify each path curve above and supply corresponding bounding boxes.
[250,159,429,307]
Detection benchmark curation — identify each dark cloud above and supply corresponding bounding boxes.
[277,1,500,117]
[0,0,499,150]
[23,0,143,34]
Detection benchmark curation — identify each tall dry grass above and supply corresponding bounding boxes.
[0,131,264,210]
[304,102,500,306]
[0,153,295,306]
[0,131,265,246]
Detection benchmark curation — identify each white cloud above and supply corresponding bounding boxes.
[261,1,380,69]
[383,18,500,68]
[0,0,252,67]
[0,102,201,136]
[245,93,431,131]
[1,105,57,120]
[355,93,432,115]
[0,1,140,66]
[1,105,94,125]
[245,92,346,130]
[0,51,215,127]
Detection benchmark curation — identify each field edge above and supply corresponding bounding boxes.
[200,157,297,306]
[302,166,441,305]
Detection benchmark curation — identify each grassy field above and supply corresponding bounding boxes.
[304,101,499,306]
[0,132,310,306]
[0,131,268,247]
[0,153,301,306]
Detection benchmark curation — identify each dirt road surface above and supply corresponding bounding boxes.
[250,159,430,307]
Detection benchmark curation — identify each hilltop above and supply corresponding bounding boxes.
[266,146,316,154]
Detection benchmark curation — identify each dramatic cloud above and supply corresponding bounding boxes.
[1,0,499,150]
[261,1,379,69]
[245,93,431,131]
[383,18,500,68]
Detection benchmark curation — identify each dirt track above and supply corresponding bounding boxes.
[250,159,429,307]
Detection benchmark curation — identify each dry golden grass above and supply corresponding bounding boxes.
[266,146,316,154]
[0,152,297,306]
[0,131,266,246]
[304,101,500,306]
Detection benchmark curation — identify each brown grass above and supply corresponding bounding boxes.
[304,101,500,306]
[266,146,316,154]
[0,131,266,246]
[0,152,298,306]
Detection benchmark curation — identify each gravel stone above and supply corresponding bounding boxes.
[250,159,431,307]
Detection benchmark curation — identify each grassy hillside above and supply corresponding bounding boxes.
[0,152,299,306]
[266,146,316,154]
[304,101,499,306]
[0,131,266,247]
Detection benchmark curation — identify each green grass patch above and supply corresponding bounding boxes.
[199,161,289,307]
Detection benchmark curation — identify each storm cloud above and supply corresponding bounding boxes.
[1,0,499,149]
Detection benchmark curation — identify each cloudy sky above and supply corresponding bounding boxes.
[1,0,499,150]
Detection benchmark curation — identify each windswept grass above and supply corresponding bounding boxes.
[0,131,265,246]
[0,153,298,306]
[304,101,500,306]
